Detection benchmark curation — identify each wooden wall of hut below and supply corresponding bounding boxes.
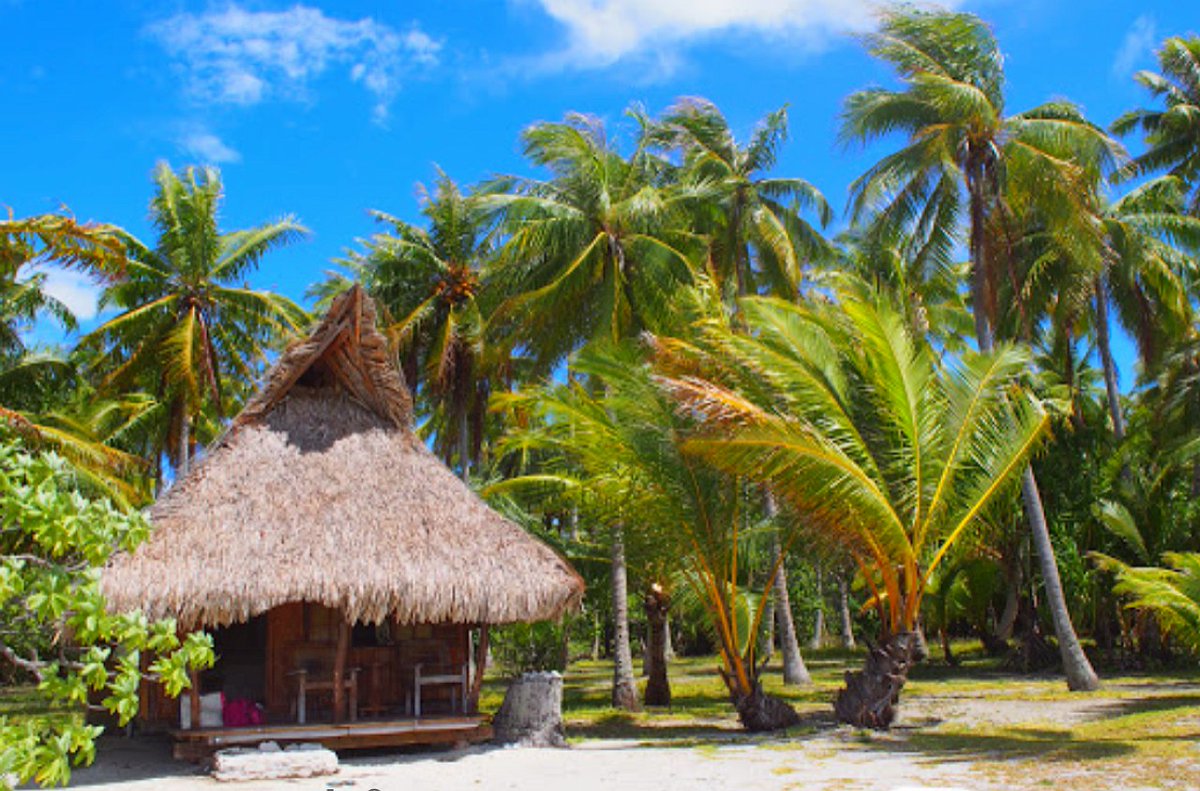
[138,603,471,728]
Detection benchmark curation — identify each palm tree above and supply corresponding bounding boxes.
[481,112,704,369]
[841,6,1117,691]
[1108,552,1200,656]
[504,341,802,729]
[0,213,151,504]
[1113,36,1200,211]
[648,98,832,300]
[83,164,309,478]
[658,292,1049,727]
[312,172,498,479]
[1093,177,1199,440]
[483,113,705,710]
[650,98,833,686]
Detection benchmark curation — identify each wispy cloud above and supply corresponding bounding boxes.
[1112,14,1156,79]
[146,4,441,122]
[526,0,962,74]
[179,129,242,165]
[36,267,102,322]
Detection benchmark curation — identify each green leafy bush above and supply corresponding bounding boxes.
[0,441,213,788]
[490,621,566,675]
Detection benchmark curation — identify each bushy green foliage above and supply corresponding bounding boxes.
[490,621,566,675]
[0,440,212,789]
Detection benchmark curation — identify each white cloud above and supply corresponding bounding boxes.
[146,4,442,122]
[36,267,102,321]
[180,129,242,164]
[528,0,949,71]
[1112,14,1155,79]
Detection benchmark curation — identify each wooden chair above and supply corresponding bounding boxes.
[413,662,467,718]
[287,646,358,724]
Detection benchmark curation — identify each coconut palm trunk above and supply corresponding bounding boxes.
[642,585,671,706]
[968,173,1099,691]
[177,406,190,480]
[610,524,641,711]
[810,565,825,651]
[765,494,809,684]
[838,573,856,649]
[1094,279,1126,441]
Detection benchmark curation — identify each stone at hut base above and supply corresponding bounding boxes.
[492,671,567,748]
[210,742,338,782]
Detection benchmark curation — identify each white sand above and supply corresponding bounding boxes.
[65,734,984,791]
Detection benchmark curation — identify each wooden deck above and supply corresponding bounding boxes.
[171,716,492,761]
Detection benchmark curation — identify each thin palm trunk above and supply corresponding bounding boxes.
[838,573,856,649]
[810,565,825,651]
[968,167,1100,692]
[610,524,641,711]
[765,494,809,684]
[458,409,471,482]
[1094,278,1126,441]
[177,408,190,480]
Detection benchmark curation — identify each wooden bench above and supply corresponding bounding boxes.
[288,667,358,724]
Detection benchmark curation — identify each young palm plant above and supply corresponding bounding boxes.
[83,164,309,479]
[655,292,1049,728]
[500,342,802,730]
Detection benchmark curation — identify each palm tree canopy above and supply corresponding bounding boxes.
[654,291,1049,631]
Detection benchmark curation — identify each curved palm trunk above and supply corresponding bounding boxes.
[773,539,811,685]
[765,494,810,685]
[1094,279,1126,441]
[968,169,1100,692]
[609,525,641,711]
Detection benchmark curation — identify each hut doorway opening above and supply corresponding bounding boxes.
[206,615,268,724]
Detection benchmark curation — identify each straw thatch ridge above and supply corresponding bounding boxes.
[102,286,584,629]
[235,285,412,430]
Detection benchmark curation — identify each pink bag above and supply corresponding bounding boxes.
[222,697,264,727]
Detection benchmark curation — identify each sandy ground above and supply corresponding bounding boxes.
[54,681,1200,791]
[62,734,985,791]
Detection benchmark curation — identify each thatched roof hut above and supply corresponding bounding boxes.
[102,286,583,631]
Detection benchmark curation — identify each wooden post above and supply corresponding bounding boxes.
[332,616,350,723]
[189,669,201,730]
[468,625,490,714]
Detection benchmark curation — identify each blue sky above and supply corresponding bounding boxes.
[4,0,1196,388]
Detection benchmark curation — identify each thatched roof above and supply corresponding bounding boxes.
[102,286,583,630]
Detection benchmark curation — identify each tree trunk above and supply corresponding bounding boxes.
[1020,469,1101,690]
[772,554,811,681]
[642,586,671,706]
[177,409,191,480]
[733,683,801,731]
[1094,279,1126,441]
[762,586,776,661]
[833,631,921,729]
[838,573,856,650]
[940,628,958,666]
[458,410,471,482]
[966,174,1099,692]
[810,566,825,651]
[493,672,567,747]
[995,557,1022,643]
[768,520,810,686]
[609,525,641,711]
